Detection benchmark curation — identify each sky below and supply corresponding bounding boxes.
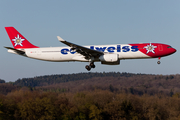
[0,1,180,82]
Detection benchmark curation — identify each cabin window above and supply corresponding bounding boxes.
[167,46,172,48]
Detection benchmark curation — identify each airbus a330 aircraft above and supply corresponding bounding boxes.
[5,27,176,71]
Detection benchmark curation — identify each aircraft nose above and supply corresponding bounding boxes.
[172,48,177,54]
[173,48,177,53]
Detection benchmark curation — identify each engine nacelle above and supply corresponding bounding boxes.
[99,54,120,65]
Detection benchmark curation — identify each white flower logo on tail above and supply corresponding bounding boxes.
[12,34,25,46]
[144,43,157,54]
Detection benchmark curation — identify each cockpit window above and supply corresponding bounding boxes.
[167,46,172,48]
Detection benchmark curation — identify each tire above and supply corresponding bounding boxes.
[85,65,91,71]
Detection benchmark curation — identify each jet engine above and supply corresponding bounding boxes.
[99,54,120,65]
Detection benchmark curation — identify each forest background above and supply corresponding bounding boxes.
[0,72,180,120]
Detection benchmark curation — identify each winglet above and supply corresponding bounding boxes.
[57,36,65,42]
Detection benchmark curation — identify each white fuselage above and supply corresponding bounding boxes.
[9,44,150,62]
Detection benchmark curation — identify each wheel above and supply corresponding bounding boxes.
[85,65,91,71]
[157,61,161,64]
[91,65,95,68]
[90,63,95,68]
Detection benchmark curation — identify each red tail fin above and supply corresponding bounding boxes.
[5,27,39,49]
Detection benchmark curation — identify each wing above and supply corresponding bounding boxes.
[57,36,103,59]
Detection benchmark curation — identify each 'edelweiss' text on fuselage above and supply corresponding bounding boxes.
[60,45,138,55]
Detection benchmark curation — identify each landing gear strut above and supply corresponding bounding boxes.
[85,62,96,71]
[157,57,161,64]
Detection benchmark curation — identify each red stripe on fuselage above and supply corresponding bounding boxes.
[129,43,176,58]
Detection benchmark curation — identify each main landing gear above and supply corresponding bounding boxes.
[85,62,96,71]
[157,57,161,64]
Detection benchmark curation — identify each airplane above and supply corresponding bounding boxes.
[5,27,176,71]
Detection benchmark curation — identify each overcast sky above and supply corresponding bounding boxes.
[1,1,179,82]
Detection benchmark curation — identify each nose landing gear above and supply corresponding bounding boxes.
[157,61,161,64]
[157,57,161,64]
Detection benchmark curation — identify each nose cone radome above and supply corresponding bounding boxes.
[173,48,177,53]
[172,48,177,54]
[168,48,177,56]
[159,44,176,57]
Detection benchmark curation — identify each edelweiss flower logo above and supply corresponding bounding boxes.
[12,34,25,46]
[144,43,157,54]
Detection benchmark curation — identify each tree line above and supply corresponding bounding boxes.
[1,89,180,120]
[13,72,138,87]
[0,72,180,96]
[0,72,179,119]
[0,79,5,83]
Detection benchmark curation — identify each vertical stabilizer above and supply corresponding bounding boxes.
[5,27,39,49]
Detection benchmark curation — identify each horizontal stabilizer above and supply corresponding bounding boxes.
[4,47,25,55]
